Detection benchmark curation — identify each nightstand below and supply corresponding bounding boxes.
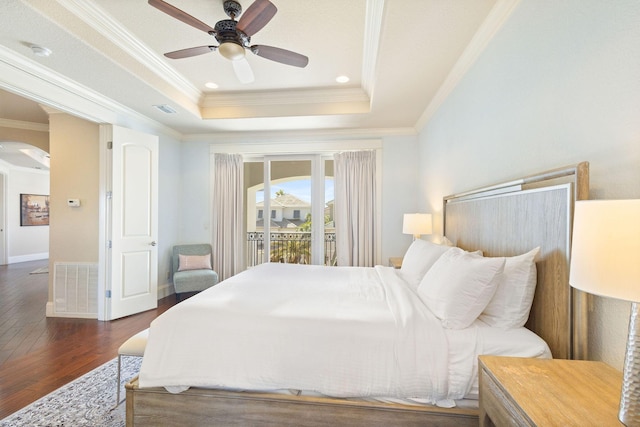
[479,356,623,426]
[388,257,403,269]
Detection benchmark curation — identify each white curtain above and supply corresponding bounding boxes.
[212,153,244,280]
[333,150,376,267]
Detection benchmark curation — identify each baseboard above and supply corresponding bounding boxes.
[158,281,174,299]
[9,253,49,263]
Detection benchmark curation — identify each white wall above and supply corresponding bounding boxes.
[156,133,182,292]
[6,167,49,262]
[381,135,421,261]
[49,113,100,266]
[179,141,212,245]
[418,0,640,369]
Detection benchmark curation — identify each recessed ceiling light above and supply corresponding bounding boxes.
[336,75,350,83]
[30,45,52,57]
[152,104,177,114]
[205,82,219,89]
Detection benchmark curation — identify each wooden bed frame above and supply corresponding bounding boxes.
[126,162,589,426]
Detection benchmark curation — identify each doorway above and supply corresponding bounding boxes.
[245,155,334,266]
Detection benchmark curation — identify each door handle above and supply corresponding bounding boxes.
[150,241,157,246]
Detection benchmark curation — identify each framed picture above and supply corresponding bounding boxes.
[20,194,50,226]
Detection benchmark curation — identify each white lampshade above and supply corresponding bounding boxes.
[402,213,432,239]
[570,199,640,425]
[569,200,640,302]
[219,42,245,61]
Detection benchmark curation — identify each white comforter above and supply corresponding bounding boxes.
[139,263,474,405]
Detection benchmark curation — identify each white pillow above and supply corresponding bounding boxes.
[178,254,212,271]
[400,240,453,287]
[479,247,540,329]
[417,248,505,329]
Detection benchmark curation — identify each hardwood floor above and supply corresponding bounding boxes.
[0,259,177,418]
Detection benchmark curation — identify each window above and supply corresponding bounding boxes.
[245,157,332,266]
[258,209,263,219]
[214,139,382,267]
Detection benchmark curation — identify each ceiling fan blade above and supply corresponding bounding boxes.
[232,58,255,84]
[250,45,309,68]
[148,0,216,34]
[236,0,277,36]
[164,46,217,59]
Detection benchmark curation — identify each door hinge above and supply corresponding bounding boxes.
[106,191,112,199]
[108,240,112,249]
[107,141,113,149]
[106,290,112,298]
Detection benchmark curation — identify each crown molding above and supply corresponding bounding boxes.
[415,0,521,131]
[0,45,182,140]
[55,0,201,105]
[183,126,416,143]
[209,139,383,155]
[361,0,385,99]
[201,87,369,108]
[0,118,49,132]
[200,86,371,118]
[0,45,114,123]
[57,0,380,119]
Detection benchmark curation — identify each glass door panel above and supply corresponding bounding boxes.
[245,161,264,267]
[268,160,312,264]
[244,155,336,267]
[245,156,334,266]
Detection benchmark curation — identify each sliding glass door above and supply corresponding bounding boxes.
[245,155,333,266]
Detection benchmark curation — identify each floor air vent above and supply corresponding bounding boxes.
[53,263,98,318]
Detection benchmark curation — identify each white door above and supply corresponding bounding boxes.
[105,125,159,320]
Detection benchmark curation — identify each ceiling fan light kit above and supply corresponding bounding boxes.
[219,42,246,61]
[148,0,309,83]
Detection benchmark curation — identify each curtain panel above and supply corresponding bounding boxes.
[333,150,377,267]
[212,153,244,280]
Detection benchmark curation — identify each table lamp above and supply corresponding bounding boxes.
[402,213,432,240]
[569,199,640,426]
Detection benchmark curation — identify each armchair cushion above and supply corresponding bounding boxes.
[173,269,219,293]
[178,254,212,271]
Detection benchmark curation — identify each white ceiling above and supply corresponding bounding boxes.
[0,0,514,168]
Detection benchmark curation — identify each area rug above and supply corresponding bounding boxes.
[0,356,142,427]
[29,267,48,274]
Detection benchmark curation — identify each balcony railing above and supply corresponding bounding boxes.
[247,232,337,267]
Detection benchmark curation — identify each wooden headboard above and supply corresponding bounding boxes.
[443,162,589,360]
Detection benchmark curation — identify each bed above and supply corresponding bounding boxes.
[126,162,589,426]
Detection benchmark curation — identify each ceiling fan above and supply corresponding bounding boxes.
[148,0,309,84]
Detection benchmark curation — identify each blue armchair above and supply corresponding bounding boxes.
[172,244,218,300]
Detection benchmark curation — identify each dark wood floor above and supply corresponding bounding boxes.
[0,259,177,418]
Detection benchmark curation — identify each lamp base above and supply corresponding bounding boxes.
[620,302,640,426]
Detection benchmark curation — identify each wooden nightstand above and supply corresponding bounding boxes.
[388,257,403,269]
[479,356,623,426]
